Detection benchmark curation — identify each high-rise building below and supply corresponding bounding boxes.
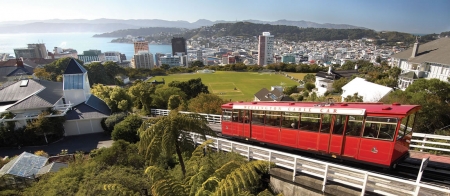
[196,50,203,61]
[14,43,48,59]
[133,51,154,69]
[257,32,274,66]
[171,37,187,55]
[160,53,181,67]
[154,53,165,66]
[134,41,149,54]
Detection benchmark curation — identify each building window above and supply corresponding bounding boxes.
[64,74,83,90]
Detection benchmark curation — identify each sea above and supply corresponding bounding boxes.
[0,32,172,60]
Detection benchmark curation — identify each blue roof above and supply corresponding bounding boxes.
[64,58,87,74]
[0,152,48,179]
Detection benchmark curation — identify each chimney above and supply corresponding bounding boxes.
[16,58,24,67]
[411,37,419,58]
[355,64,358,70]
[327,66,332,75]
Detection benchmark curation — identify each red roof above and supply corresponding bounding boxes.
[222,101,420,117]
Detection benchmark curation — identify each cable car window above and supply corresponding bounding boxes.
[266,111,281,127]
[363,116,398,141]
[282,112,300,129]
[222,109,232,122]
[232,110,239,122]
[240,110,250,124]
[332,115,347,134]
[346,116,364,137]
[399,114,416,140]
[251,111,265,126]
[321,114,332,133]
[300,113,321,132]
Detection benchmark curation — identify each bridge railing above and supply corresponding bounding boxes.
[411,133,450,154]
[151,109,450,153]
[189,133,450,196]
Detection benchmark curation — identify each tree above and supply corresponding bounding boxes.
[304,83,315,92]
[128,80,156,115]
[138,111,215,177]
[102,112,127,133]
[91,84,132,113]
[112,114,142,143]
[26,109,65,143]
[187,93,225,114]
[303,73,316,83]
[381,79,450,133]
[191,60,205,68]
[151,86,187,109]
[344,93,364,102]
[332,77,348,93]
[34,57,84,81]
[168,95,188,111]
[283,85,298,96]
[161,64,170,70]
[168,78,209,100]
[376,56,381,63]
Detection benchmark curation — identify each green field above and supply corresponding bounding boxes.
[285,73,307,80]
[152,71,300,101]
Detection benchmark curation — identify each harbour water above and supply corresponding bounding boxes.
[0,32,172,60]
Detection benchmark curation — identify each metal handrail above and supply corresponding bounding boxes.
[189,133,450,196]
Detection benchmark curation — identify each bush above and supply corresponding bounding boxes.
[111,114,142,143]
[102,113,127,133]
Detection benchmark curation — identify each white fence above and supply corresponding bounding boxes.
[150,109,450,153]
[411,133,450,153]
[189,133,450,196]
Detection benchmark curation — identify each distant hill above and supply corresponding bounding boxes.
[106,22,425,45]
[93,27,188,37]
[0,18,368,34]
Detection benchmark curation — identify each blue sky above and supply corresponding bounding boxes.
[1,0,449,34]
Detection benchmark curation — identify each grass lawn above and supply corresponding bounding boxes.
[285,73,307,80]
[151,71,301,101]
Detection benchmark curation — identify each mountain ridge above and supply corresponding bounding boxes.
[0,18,368,34]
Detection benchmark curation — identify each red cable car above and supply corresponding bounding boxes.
[221,101,420,168]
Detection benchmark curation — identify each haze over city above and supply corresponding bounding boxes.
[0,0,449,34]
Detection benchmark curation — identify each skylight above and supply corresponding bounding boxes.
[20,79,29,87]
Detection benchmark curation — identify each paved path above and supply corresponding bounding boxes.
[0,133,113,157]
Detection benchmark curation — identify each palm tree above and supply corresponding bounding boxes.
[138,111,215,177]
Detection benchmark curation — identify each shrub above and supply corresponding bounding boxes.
[111,114,142,143]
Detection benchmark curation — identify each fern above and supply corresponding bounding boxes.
[102,183,136,195]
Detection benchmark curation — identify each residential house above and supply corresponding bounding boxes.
[314,66,359,96]
[390,37,450,90]
[0,58,110,136]
[0,58,35,83]
[254,88,294,101]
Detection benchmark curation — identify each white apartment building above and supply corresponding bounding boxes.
[390,37,450,90]
[104,51,122,62]
[132,51,154,69]
[257,32,274,66]
[160,54,181,67]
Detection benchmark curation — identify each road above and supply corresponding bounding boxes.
[0,133,113,158]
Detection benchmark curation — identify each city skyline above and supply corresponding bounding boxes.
[0,0,448,34]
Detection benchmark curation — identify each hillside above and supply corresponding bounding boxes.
[0,18,367,34]
[110,22,423,45]
[93,27,188,37]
